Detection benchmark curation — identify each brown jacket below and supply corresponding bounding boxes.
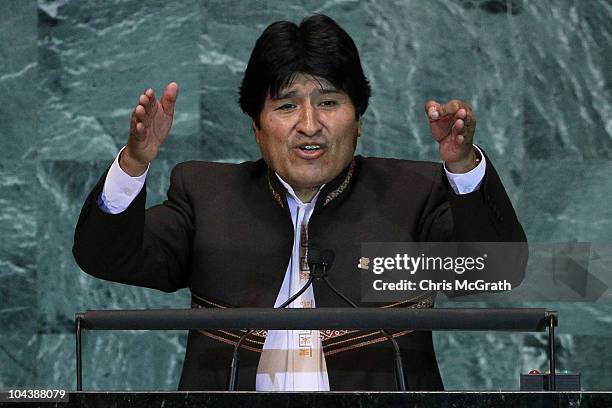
[73,154,526,390]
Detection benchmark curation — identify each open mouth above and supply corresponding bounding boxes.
[295,143,325,160]
[299,144,322,151]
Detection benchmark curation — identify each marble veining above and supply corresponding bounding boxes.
[0,0,611,391]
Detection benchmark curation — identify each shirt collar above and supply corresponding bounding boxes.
[266,158,357,210]
[274,173,325,206]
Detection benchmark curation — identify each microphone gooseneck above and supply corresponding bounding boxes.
[228,247,407,391]
[311,249,407,392]
[227,251,320,390]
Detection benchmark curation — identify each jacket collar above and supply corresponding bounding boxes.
[266,158,357,209]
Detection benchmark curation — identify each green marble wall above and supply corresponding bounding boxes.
[1,0,610,391]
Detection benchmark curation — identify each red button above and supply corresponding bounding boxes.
[528,370,540,375]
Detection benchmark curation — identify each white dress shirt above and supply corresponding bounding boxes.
[97,146,487,390]
[255,177,330,390]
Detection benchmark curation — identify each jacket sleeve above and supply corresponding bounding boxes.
[417,152,528,293]
[73,163,194,293]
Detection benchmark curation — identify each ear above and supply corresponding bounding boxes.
[357,118,363,138]
[252,121,260,144]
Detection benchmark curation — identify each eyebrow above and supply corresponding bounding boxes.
[273,88,342,100]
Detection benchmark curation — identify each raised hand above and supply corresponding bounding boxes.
[120,82,179,176]
[424,99,478,173]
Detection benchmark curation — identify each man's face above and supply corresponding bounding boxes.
[254,74,361,197]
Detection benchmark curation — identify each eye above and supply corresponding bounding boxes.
[277,103,296,111]
[320,100,338,107]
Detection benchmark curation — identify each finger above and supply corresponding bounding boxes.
[146,88,157,114]
[138,88,155,115]
[130,111,146,140]
[455,108,477,141]
[138,93,155,119]
[424,100,441,121]
[454,118,465,134]
[438,100,462,118]
[452,118,465,145]
[138,94,150,114]
[453,108,467,128]
[134,104,146,121]
[135,122,146,137]
[161,82,179,116]
[133,103,148,130]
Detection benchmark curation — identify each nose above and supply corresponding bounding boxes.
[295,103,322,137]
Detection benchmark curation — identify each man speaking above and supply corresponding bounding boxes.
[73,14,526,391]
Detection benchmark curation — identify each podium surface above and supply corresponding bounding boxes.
[1,392,611,407]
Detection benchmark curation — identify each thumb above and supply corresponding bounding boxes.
[161,82,179,116]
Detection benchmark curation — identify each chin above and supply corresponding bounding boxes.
[289,172,328,190]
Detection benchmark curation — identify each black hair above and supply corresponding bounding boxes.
[239,14,371,128]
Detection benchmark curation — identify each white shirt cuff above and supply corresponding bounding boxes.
[98,146,149,214]
[444,145,486,195]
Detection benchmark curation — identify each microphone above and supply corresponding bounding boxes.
[307,248,334,278]
[311,249,407,391]
[227,249,328,390]
[228,247,407,391]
